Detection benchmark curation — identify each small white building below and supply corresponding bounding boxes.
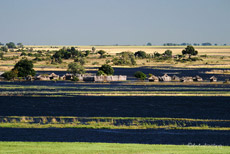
[159,74,171,82]
[210,76,217,82]
[148,75,159,82]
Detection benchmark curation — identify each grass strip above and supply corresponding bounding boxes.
[0,142,229,154]
[0,116,229,131]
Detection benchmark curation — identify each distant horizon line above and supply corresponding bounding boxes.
[0,43,229,46]
[22,44,230,46]
[1,44,230,47]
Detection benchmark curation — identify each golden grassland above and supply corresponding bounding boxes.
[0,45,230,72]
[24,45,230,55]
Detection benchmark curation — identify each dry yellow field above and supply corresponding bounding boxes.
[25,45,230,56]
[1,46,230,72]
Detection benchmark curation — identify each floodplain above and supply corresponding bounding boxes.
[0,46,230,153]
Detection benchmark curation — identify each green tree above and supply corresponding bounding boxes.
[92,47,96,53]
[134,71,146,80]
[146,42,152,46]
[98,50,106,58]
[0,46,8,52]
[2,69,18,80]
[154,51,161,58]
[70,47,79,57]
[182,45,198,59]
[20,52,27,56]
[0,52,4,59]
[72,76,79,81]
[52,51,63,64]
[98,64,114,75]
[62,49,71,59]
[74,57,86,65]
[163,50,172,57]
[67,62,85,75]
[13,59,36,77]
[96,70,106,76]
[6,42,16,48]
[134,51,147,59]
[106,59,111,64]
[113,52,136,65]
[84,50,91,57]
[17,43,24,48]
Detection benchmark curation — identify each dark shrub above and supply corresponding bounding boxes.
[134,71,146,80]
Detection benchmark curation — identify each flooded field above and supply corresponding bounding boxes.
[0,96,229,119]
[0,128,229,145]
[0,67,229,145]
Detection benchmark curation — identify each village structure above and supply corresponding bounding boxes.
[148,74,217,82]
[0,71,221,83]
[36,73,127,82]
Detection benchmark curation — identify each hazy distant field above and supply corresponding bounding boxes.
[25,45,230,56]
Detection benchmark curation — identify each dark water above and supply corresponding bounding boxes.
[0,128,229,145]
[0,96,229,119]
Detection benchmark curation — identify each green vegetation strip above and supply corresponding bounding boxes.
[1,84,230,96]
[1,90,230,97]
[0,116,229,131]
[1,84,230,90]
[0,142,229,154]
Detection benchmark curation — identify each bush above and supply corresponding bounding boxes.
[163,50,172,57]
[106,59,111,64]
[92,62,99,65]
[6,42,16,49]
[72,76,79,81]
[84,50,91,57]
[0,52,4,59]
[154,51,161,58]
[134,51,147,59]
[98,64,114,75]
[92,47,96,53]
[148,73,153,77]
[134,71,146,80]
[74,57,86,65]
[200,54,207,58]
[20,52,27,56]
[2,70,18,80]
[190,57,202,61]
[113,52,136,65]
[33,57,44,62]
[182,45,198,59]
[0,46,8,52]
[27,53,33,56]
[1,56,19,61]
[13,59,36,77]
[96,70,106,76]
[67,62,85,75]
[97,50,106,58]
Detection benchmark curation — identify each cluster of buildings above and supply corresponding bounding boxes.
[148,74,217,82]
[0,71,220,83]
[35,73,127,82]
